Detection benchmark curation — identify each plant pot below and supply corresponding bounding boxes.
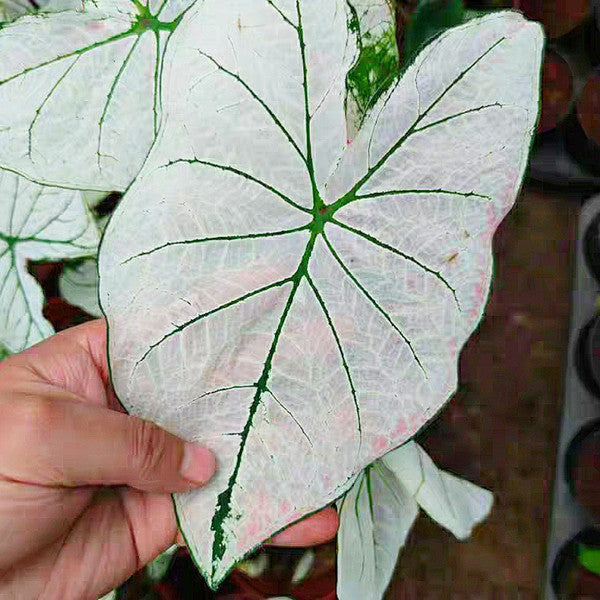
[566,420,600,521]
[514,0,590,39]
[585,8,600,67]
[565,72,600,176]
[552,529,600,599]
[584,212,600,283]
[538,48,574,133]
[574,316,600,398]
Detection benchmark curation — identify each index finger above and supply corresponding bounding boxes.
[174,506,339,548]
[2,319,121,411]
[266,506,339,547]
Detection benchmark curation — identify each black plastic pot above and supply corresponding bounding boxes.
[584,212,600,283]
[514,0,590,39]
[538,49,574,134]
[574,316,600,397]
[552,528,600,599]
[565,419,600,521]
[565,72,600,176]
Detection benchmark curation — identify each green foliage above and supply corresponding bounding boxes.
[0,342,10,360]
[404,0,466,63]
[579,543,600,576]
[346,17,398,127]
[145,545,177,583]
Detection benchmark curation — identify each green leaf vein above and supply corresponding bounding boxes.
[322,231,426,376]
[330,217,460,310]
[97,35,142,170]
[305,272,362,444]
[27,55,81,159]
[160,157,311,214]
[196,49,308,168]
[120,224,311,265]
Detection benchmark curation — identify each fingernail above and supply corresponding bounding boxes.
[181,442,216,485]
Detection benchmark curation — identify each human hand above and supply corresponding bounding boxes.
[0,320,338,599]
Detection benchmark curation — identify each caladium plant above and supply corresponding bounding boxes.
[97,0,543,590]
[0,170,98,353]
[0,0,544,597]
[0,0,393,352]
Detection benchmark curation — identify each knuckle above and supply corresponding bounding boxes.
[130,419,168,480]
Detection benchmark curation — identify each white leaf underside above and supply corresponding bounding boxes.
[59,208,108,318]
[336,441,493,600]
[337,460,418,600]
[99,0,543,587]
[59,257,102,317]
[0,0,195,191]
[382,441,494,540]
[0,170,98,353]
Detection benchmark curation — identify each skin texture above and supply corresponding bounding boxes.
[0,319,338,599]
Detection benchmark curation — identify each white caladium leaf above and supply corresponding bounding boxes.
[0,171,98,353]
[337,461,419,600]
[0,0,34,22]
[235,552,269,579]
[336,442,492,600]
[59,258,102,316]
[98,591,117,600]
[99,1,543,587]
[382,441,493,539]
[0,0,196,191]
[59,209,108,317]
[291,548,315,585]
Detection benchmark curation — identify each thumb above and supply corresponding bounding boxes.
[1,396,217,493]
